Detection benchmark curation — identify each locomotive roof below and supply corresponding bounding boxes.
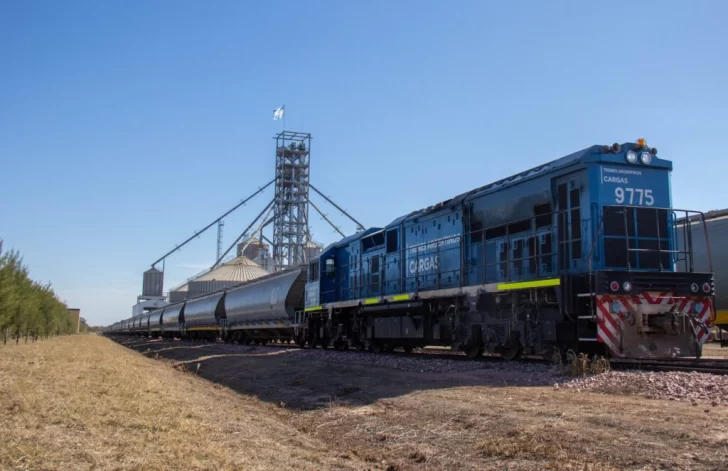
[315,227,383,259]
[384,142,670,227]
[304,141,672,268]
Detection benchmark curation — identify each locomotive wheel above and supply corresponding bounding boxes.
[384,345,395,353]
[501,345,522,361]
[465,345,484,359]
[355,342,365,351]
[371,343,383,353]
[403,346,413,354]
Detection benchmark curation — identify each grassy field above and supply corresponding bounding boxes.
[3,335,728,471]
[0,335,362,471]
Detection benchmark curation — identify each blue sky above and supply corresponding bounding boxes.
[1,1,726,325]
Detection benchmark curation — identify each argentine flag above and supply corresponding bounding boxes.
[273,105,285,120]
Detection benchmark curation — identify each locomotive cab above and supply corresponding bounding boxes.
[580,141,715,358]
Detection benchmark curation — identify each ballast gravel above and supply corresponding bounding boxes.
[558,370,728,406]
[185,341,554,374]
[149,339,728,405]
[248,344,554,374]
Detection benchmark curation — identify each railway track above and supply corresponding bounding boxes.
[612,358,728,376]
[113,335,728,375]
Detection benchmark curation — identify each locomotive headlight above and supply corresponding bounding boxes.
[626,150,638,163]
[702,282,711,293]
[640,152,652,165]
[610,281,620,292]
[622,281,632,292]
[690,283,699,293]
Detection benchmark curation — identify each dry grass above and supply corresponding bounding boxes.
[560,351,611,377]
[297,386,728,470]
[0,335,362,471]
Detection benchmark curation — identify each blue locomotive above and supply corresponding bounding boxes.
[303,139,716,359]
[106,139,716,361]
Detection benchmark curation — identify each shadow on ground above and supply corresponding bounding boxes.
[108,335,553,410]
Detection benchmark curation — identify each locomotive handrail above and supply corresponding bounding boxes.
[320,204,715,304]
[601,204,713,273]
[322,213,562,301]
[674,208,714,273]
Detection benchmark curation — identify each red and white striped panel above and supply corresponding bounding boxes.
[675,295,713,345]
[595,292,714,355]
[595,295,624,356]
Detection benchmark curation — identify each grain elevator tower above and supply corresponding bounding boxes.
[272,131,311,270]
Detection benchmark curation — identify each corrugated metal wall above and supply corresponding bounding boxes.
[143,268,164,297]
[188,280,242,298]
[168,290,188,304]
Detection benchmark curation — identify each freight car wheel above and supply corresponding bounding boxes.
[403,346,413,354]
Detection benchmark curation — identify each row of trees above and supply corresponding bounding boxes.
[0,241,75,344]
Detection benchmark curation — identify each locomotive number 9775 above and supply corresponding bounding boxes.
[614,187,654,206]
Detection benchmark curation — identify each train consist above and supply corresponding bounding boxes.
[106,140,717,360]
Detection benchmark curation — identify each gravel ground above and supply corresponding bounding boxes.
[208,342,554,374]
[559,370,728,407]
[145,339,555,374]
[142,338,728,407]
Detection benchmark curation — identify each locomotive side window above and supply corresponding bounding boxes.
[556,180,582,270]
[534,203,551,228]
[309,260,319,281]
[325,258,335,276]
[540,233,553,273]
[570,187,582,260]
[371,256,380,292]
[512,238,523,277]
[528,236,536,275]
[386,230,398,254]
[557,183,569,270]
[498,240,509,280]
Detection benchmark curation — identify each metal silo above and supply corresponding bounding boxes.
[143,268,164,297]
[304,240,323,263]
